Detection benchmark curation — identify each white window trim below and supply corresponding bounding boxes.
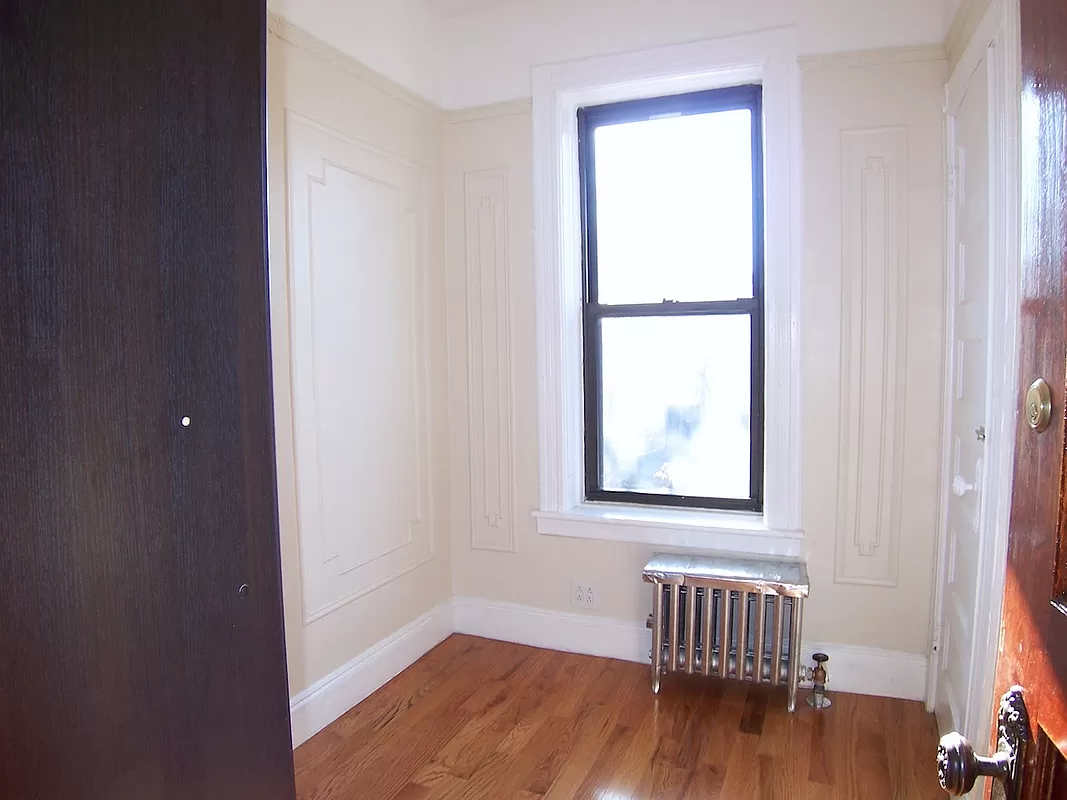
[530,28,804,557]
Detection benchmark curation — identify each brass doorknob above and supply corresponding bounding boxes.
[937,732,1009,795]
[1026,378,1052,432]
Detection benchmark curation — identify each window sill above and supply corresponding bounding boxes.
[533,504,804,557]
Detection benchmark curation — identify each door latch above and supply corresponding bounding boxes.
[937,687,1030,798]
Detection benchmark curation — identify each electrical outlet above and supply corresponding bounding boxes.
[571,580,597,609]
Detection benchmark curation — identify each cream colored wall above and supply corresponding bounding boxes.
[265,4,949,699]
[437,0,952,108]
[267,18,451,698]
[800,52,947,653]
[267,0,442,104]
[445,105,683,626]
[445,51,947,657]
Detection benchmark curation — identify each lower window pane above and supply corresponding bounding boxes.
[598,315,752,501]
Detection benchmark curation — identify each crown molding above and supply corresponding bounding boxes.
[445,99,532,124]
[945,0,993,69]
[799,44,947,72]
[267,13,443,118]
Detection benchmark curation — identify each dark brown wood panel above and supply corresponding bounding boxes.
[0,2,294,798]
[295,635,943,800]
[994,0,1067,776]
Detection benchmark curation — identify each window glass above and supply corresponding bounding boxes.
[600,315,752,499]
[579,85,764,512]
[593,110,753,305]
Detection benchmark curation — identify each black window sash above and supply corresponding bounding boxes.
[578,85,765,513]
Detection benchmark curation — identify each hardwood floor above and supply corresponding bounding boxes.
[294,635,943,799]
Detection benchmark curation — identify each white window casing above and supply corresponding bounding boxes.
[531,28,804,557]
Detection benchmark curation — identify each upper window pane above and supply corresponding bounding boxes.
[592,108,754,305]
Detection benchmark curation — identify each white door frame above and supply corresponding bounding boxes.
[926,0,1021,755]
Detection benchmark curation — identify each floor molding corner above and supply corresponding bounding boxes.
[289,596,929,748]
[799,642,928,702]
[452,596,651,665]
[453,596,929,702]
[288,600,453,747]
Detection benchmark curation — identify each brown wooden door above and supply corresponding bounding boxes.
[0,2,296,799]
[990,0,1067,796]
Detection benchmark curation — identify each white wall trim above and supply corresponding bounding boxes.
[453,596,929,701]
[283,111,436,624]
[946,0,993,70]
[267,13,442,117]
[445,99,532,124]
[832,125,910,589]
[452,596,651,664]
[927,0,1020,750]
[289,595,931,748]
[289,601,454,747]
[464,168,519,553]
[533,507,804,558]
[799,642,929,702]
[798,44,947,73]
[530,29,804,546]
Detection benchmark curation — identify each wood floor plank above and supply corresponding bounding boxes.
[682,764,726,800]
[807,707,834,787]
[294,636,490,793]
[739,684,770,735]
[700,680,748,770]
[422,647,557,780]
[719,731,763,798]
[524,705,604,794]
[598,707,660,799]
[293,635,946,800]
[393,783,431,800]
[540,704,617,799]
[570,723,641,800]
[298,638,527,800]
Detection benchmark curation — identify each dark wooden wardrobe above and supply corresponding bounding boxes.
[0,2,296,797]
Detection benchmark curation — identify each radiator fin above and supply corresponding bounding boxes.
[651,585,804,710]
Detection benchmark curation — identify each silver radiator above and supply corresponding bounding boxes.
[643,554,810,712]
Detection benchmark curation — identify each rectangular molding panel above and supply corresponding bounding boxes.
[834,127,909,587]
[285,112,434,622]
[464,168,517,552]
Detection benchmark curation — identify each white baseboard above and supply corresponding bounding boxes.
[799,642,928,702]
[452,596,928,702]
[452,596,651,665]
[288,600,453,747]
[289,596,928,748]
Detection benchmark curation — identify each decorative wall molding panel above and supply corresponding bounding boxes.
[285,111,434,623]
[834,126,909,587]
[464,169,517,552]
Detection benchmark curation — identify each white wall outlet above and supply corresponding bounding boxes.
[571,580,597,609]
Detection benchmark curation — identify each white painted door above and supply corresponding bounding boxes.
[934,55,992,741]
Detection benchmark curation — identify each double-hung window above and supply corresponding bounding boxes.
[578,85,765,512]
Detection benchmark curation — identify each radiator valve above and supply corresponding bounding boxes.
[806,652,831,709]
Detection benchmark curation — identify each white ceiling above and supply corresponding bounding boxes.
[427,0,967,30]
[271,0,967,109]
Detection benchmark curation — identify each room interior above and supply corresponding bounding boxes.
[12,0,1067,795]
[260,0,1016,795]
